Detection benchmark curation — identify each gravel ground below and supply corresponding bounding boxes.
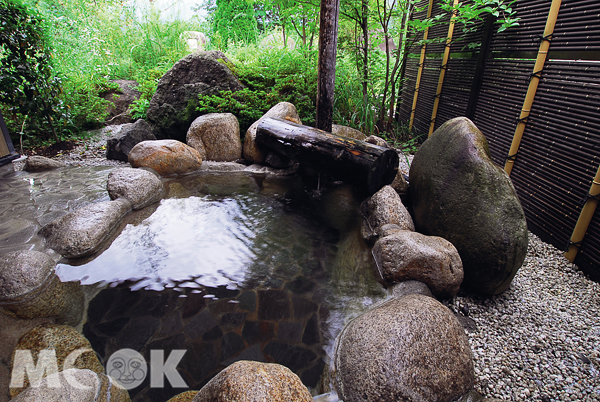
[448,233,600,401]
[12,134,600,401]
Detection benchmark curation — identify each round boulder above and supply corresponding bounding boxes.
[128,140,203,176]
[409,117,528,295]
[187,113,242,162]
[11,324,104,397]
[146,51,243,142]
[360,185,414,244]
[332,124,367,140]
[334,294,474,402]
[24,156,66,172]
[106,119,156,161]
[0,251,84,325]
[373,231,464,298]
[192,360,313,402]
[107,167,165,210]
[10,369,130,402]
[243,102,301,164]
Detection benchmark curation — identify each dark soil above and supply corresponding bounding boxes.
[23,140,79,157]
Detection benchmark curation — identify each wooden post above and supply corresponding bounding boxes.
[408,0,434,131]
[316,0,341,133]
[504,0,562,176]
[256,118,399,195]
[565,165,600,262]
[428,0,459,136]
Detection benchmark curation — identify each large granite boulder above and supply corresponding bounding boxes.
[192,360,313,402]
[128,140,203,176]
[243,102,301,164]
[331,124,367,140]
[409,117,528,295]
[146,51,243,142]
[334,294,474,402]
[372,231,464,298]
[10,369,130,402]
[39,199,131,258]
[0,251,83,325]
[106,119,156,161]
[10,324,104,397]
[107,167,165,209]
[24,156,66,172]
[102,79,140,126]
[361,185,414,244]
[187,113,242,161]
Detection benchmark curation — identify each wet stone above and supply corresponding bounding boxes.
[148,333,187,351]
[181,292,206,319]
[293,296,318,319]
[202,325,223,341]
[0,218,38,250]
[301,358,326,388]
[242,321,275,345]
[185,309,218,339]
[221,331,245,361]
[221,343,265,366]
[285,276,317,294]
[180,341,219,384]
[258,289,291,320]
[115,316,160,350]
[159,312,184,338]
[236,290,256,312]
[278,321,303,342]
[263,342,317,372]
[93,317,131,338]
[221,312,248,330]
[302,314,321,346]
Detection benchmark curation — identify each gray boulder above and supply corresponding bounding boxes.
[332,124,367,140]
[128,140,203,176]
[24,156,66,172]
[10,324,105,398]
[0,251,83,325]
[409,117,528,295]
[365,135,389,148]
[187,113,242,161]
[10,369,130,402]
[388,280,433,298]
[39,199,131,259]
[361,185,414,244]
[243,102,301,164]
[191,360,313,402]
[107,167,164,209]
[102,79,140,126]
[334,294,474,402]
[373,231,464,298]
[146,51,243,142]
[106,119,156,161]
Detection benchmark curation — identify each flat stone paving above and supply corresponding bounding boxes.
[0,165,116,255]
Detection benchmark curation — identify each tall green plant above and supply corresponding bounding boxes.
[212,0,258,49]
[0,0,62,143]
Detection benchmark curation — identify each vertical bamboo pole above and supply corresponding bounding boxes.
[565,165,600,262]
[408,0,434,131]
[504,0,562,175]
[428,0,459,136]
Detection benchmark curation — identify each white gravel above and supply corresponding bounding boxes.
[447,233,600,401]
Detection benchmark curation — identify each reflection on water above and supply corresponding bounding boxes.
[55,172,386,400]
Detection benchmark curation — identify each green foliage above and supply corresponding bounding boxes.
[0,0,62,143]
[212,0,258,49]
[197,88,278,133]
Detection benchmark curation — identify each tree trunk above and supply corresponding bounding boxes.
[256,117,399,195]
[316,0,341,133]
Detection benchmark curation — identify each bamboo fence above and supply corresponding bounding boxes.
[397,0,600,281]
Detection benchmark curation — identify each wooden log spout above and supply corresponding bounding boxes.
[256,117,399,194]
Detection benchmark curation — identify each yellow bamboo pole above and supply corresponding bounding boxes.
[408,0,434,131]
[565,165,600,262]
[428,0,459,136]
[504,0,562,175]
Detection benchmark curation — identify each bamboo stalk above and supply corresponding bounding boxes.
[408,0,434,130]
[565,165,600,262]
[428,0,459,136]
[504,0,563,175]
